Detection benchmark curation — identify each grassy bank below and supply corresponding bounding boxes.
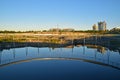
[0,32,119,43]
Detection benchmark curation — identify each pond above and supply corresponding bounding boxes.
[0,43,120,80]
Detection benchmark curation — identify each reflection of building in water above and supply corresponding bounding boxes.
[97,47,106,54]
[87,45,106,54]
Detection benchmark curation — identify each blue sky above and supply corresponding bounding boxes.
[0,0,120,31]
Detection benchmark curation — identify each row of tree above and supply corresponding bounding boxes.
[109,27,120,34]
[0,28,120,34]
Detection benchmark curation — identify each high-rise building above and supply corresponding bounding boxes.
[92,24,98,31]
[98,21,107,31]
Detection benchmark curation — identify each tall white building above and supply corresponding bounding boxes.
[98,21,107,31]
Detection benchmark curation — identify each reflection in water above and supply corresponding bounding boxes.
[0,40,120,80]
[0,35,120,80]
[0,43,120,70]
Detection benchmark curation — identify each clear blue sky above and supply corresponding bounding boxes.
[0,0,120,31]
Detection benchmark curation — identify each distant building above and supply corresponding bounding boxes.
[98,21,107,31]
[62,28,74,32]
[92,24,98,31]
[49,28,61,32]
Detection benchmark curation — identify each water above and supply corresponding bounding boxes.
[0,44,120,80]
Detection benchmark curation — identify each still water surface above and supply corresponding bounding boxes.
[0,45,120,80]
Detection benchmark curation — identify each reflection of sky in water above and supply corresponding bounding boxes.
[0,45,120,80]
[0,45,120,69]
